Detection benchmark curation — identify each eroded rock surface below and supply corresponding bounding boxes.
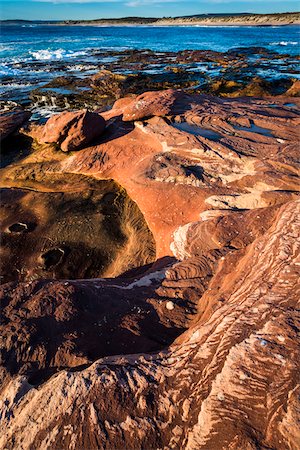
[0,90,299,449]
[0,179,155,283]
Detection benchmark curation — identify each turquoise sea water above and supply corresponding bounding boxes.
[1,23,299,68]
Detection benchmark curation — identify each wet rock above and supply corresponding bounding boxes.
[40,109,106,151]
[91,69,202,101]
[91,70,133,99]
[43,75,79,88]
[239,77,294,97]
[209,79,243,96]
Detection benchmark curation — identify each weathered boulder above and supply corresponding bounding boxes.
[40,109,106,152]
[121,89,186,121]
[0,109,31,142]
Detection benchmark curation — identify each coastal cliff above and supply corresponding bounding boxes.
[4,12,297,26]
[63,12,300,26]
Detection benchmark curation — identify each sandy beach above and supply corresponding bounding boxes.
[62,12,300,26]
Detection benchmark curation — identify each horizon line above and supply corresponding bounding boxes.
[2,11,300,22]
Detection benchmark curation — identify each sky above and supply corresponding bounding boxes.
[1,0,299,21]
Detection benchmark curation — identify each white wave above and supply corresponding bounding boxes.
[0,82,33,94]
[86,37,105,41]
[29,48,87,61]
[0,64,22,76]
[52,38,82,43]
[29,106,64,121]
[270,41,298,46]
[66,64,98,71]
[0,45,13,53]
[0,82,32,88]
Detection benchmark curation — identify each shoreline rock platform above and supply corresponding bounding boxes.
[0,89,299,449]
[1,46,299,119]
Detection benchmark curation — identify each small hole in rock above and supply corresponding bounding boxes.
[8,223,29,233]
[41,248,65,270]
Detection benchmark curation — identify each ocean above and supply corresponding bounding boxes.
[1,23,299,118]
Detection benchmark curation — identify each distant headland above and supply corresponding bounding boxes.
[2,12,300,26]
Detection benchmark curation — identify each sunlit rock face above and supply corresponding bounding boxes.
[0,91,299,450]
[40,109,106,151]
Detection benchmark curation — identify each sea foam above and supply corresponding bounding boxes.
[271,41,298,46]
[29,49,87,61]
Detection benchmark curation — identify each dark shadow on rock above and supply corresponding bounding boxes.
[1,263,188,385]
[0,133,33,169]
[118,256,177,279]
[88,118,135,147]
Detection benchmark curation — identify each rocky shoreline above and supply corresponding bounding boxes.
[0,85,300,448]
[1,46,299,121]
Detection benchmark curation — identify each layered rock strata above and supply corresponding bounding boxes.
[0,90,299,449]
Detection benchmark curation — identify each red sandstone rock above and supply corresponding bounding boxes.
[0,200,299,450]
[0,91,300,450]
[0,109,31,142]
[40,109,106,152]
[101,96,136,121]
[121,89,186,121]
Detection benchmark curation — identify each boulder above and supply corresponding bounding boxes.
[121,89,186,121]
[41,109,106,152]
[0,109,31,142]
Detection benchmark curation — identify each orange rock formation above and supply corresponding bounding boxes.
[0,90,299,449]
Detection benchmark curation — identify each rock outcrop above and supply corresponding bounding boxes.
[0,181,156,283]
[0,90,299,450]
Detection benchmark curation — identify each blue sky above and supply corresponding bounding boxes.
[1,0,299,21]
